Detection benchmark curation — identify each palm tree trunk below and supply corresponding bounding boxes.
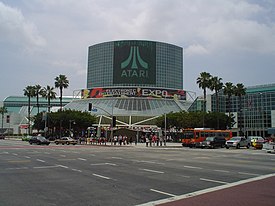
[28,96,31,135]
[60,88,63,111]
[1,114,3,129]
[216,92,219,129]
[37,95,39,114]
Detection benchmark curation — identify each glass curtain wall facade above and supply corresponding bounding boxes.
[211,84,275,137]
[87,40,183,90]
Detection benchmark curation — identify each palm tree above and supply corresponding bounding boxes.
[23,85,35,135]
[34,84,43,114]
[209,76,223,129]
[223,82,235,128]
[234,83,246,135]
[196,72,212,127]
[0,106,8,129]
[55,74,69,111]
[41,85,57,112]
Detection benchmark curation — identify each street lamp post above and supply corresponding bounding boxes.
[89,99,115,145]
[69,120,75,137]
[260,93,264,137]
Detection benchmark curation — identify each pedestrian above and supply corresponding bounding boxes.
[159,135,163,146]
[114,135,118,145]
[118,135,122,146]
[149,134,152,147]
[145,136,149,147]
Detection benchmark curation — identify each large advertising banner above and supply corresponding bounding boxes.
[113,40,156,84]
[81,87,186,100]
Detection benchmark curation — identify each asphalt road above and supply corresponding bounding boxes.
[0,140,274,206]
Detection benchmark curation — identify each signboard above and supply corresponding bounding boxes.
[81,87,186,100]
[113,40,156,84]
[20,124,29,129]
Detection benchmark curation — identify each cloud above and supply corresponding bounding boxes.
[0,2,46,50]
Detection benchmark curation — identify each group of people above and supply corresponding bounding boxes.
[145,133,165,147]
[113,135,129,145]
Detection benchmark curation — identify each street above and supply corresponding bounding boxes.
[0,139,274,206]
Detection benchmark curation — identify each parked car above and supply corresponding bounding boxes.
[200,136,226,148]
[54,137,78,145]
[248,136,265,149]
[29,136,50,145]
[0,134,5,140]
[225,136,250,149]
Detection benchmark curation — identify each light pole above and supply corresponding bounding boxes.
[69,120,75,137]
[164,92,168,146]
[260,93,264,137]
[89,99,115,145]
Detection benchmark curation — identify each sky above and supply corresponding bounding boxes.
[1,0,275,101]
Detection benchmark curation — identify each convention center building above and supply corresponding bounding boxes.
[65,40,193,129]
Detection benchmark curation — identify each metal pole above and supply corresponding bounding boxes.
[164,93,167,146]
[111,99,114,145]
[261,93,264,137]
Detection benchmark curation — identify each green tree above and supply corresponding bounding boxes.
[209,76,223,129]
[41,85,56,112]
[33,109,97,138]
[34,84,43,114]
[196,72,212,127]
[223,82,235,128]
[0,106,8,129]
[23,85,35,135]
[55,74,69,111]
[234,83,246,135]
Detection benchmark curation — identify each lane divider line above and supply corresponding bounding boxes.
[200,178,229,184]
[140,168,164,174]
[184,165,202,169]
[150,189,177,197]
[93,173,111,180]
[36,159,45,163]
[33,166,60,169]
[72,168,82,172]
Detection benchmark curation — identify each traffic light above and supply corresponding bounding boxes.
[112,116,116,127]
[88,103,93,111]
[6,115,10,123]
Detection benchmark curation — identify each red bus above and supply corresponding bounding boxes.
[181,128,232,147]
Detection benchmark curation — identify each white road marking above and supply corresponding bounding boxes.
[238,172,260,176]
[193,156,210,159]
[105,163,117,166]
[91,163,105,166]
[134,160,165,165]
[36,159,45,163]
[60,155,66,157]
[6,167,28,170]
[57,165,69,169]
[33,166,60,169]
[200,178,229,184]
[0,152,9,154]
[184,165,202,169]
[111,156,123,159]
[140,168,164,174]
[24,156,31,159]
[77,158,87,161]
[150,189,176,197]
[93,173,111,180]
[72,168,82,172]
[12,153,18,156]
[91,163,116,166]
[214,169,230,173]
